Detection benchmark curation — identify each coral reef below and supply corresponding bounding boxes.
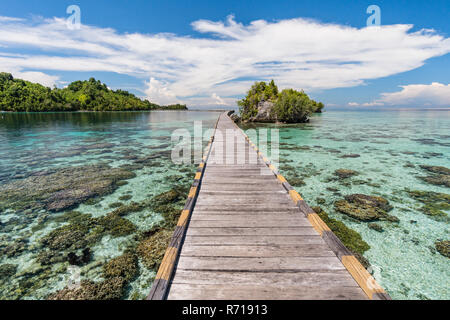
[48,251,138,300]
[103,252,138,282]
[435,241,449,258]
[68,248,91,266]
[418,165,450,188]
[0,264,17,278]
[48,278,127,300]
[334,194,399,222]
[38,210,137,266]
[339,154,360,158]
[334,169,359,179]
[368,223,384,232]
[137,228,173,270]
[0,238,28,258]
[0,165,135,213]
[407,190,449,219]
[118,195,132,201]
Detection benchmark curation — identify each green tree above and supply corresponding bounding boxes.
[0,73,188,112]
[237,80,279,121]
[237,80,324,123]
[272,89,315,123]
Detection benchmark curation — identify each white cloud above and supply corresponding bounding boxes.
[0,16,24,22]
[14,71,60,87]
[143,77,180,105]
[378,82,450,106]
[0,15,449,107]
[211,93,226,105]
[350,82,450,107]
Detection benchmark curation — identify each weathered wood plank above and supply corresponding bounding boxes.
[185,227,319,236]
[179,244,336,257]
[188,218,311,227]
[167,284,367,300]
[183,235,325,245]
[176,256,346,272]
[171,270,361,287]
[192,205,299,211]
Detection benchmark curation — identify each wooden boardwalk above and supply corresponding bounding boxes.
[148,112,390,300]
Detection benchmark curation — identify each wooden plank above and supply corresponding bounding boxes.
[167,284,367,300]
[198,185,284,191]
[171,270,362,287]
[192,205,299,211]
[183,235,325,245]
[186,227,319,236]
[198,190,286,195]
[179,244,336,257]
[195,199,293,206]
[188,218,311,227]
[176,256,346,272]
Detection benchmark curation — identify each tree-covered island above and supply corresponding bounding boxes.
[0,72,187,112]
[237,80,324,123]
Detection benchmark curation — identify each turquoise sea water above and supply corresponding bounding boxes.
[241,109,449,300]
[0,111,220,299]
[0,109,448,300]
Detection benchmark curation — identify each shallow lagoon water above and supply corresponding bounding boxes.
[0,109,448,300]
[0,111,220,299]
[242,109,449,300]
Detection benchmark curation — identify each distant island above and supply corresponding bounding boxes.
[0,72,187,112]
[236,80,324,123]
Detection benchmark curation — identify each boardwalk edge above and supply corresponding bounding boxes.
[228,113,391,301]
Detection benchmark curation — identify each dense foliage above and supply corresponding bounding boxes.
[0,73,187,112]
[237,80,324,122]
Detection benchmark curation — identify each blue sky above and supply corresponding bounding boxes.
[0,0,449,108]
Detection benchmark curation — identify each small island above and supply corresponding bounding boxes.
[0,72,187,112]
[236,80,324,123]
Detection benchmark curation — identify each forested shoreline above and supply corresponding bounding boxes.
[0,73,187,112]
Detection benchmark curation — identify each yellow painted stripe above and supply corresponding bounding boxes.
[277,175,287,183]
[194,172,202,180]
[202,155,207,161]
[188,187,197,198]
[155,246,178,280]
[269,164,276,171]
[307,213,331,235]
[289,190,303,203]
[342,255,385,299]
[263,157,268,162]
[177,210,190,227]
[198,162,204,168]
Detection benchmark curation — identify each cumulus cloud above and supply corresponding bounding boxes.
[15,71,60,87]
[349,82,450,107]
[144,77,180,105]
[0,15,449,106]
[211,93,226,105]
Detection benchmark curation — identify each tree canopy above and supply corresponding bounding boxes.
[237,80,324,123]
[0,73,187,112]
